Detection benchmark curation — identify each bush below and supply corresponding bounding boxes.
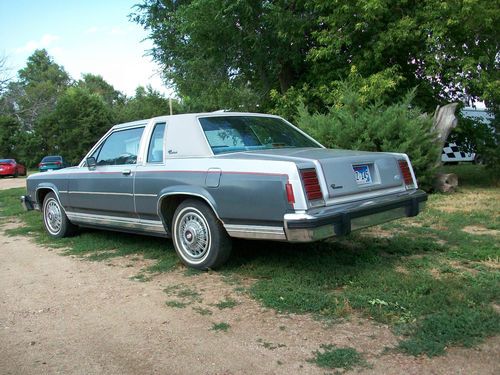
[295,82,440,190]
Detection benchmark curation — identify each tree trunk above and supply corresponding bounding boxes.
[432,103,459,192]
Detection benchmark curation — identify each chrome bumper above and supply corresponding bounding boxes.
[20,195,35,211]
[284,190,427,242]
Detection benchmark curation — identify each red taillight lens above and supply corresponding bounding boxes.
[398,160,414,187]
[285,182,295,204]
[39,163,43,167]
[300,169,323,201]
[55,161,62,165]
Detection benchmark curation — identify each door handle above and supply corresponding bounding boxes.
[122,169,132,175]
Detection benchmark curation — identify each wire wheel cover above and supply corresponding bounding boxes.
[177,210,210,260]
[45,199,62,234]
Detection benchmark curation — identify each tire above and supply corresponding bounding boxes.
[42,192,77,238]
[171,199,232,270]
[13,170,18,178]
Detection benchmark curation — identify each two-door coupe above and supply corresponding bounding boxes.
[0,159,27,178]
[21,112,427,269]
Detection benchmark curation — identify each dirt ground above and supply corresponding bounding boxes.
[1,180,499,374]
[0,176,27,190]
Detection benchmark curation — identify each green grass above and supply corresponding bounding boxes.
[165,300,189,308]
[1,164,498,357]
[308,344,367,370]
[213,297,239,309]
[192,306,213,316]
[211,322,230,332]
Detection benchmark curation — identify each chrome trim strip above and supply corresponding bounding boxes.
[224,224,286,240]
[325,186,405,206]
[66,212,166,233]
[157,192,222,222]
[135,193,157,197]
[68,191,134,197]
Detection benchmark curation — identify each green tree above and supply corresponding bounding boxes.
[0,115,21,158]
[116,85,181,122]
[36,87,114,165]
[77,73,124,107]
[309,0,499,110]
[6,49,70,131]
[132,0,318,111]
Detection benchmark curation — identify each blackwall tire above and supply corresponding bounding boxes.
[172,199,232,270]
[42,192,77,238]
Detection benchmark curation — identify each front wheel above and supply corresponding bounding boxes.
[171,199,232,270]
[42,192,77,238]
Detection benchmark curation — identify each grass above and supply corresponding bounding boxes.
[211,322,230,332]
[1,164,498,357]
[308,344,367,371]
[213,297,239,310]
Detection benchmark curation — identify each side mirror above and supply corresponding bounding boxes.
[86,157,97,170]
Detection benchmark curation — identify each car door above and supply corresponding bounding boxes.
[134,122,167,222]
[68,126,145,221]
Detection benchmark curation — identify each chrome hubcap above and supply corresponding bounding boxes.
[177,211,210,260]
[45,199,62,234]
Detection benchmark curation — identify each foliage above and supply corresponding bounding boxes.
[0,115,21,158]
[132,0,318,111]
[295,78,440,189]
[35,87,114,165]
[115,85,182,123]
[13,49,71,131]
[308,344,367,370]
[134,0,499,114]
[309,0,500,110]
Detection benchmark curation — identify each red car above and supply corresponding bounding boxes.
[0,159,27,178]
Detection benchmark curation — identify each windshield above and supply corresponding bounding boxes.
[42,156,62,162]
[199,116,319,154]
[0,159,14,163]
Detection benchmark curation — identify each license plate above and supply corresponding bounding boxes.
[353,164,372,184]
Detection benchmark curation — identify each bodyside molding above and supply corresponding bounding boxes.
[224,224,286,240]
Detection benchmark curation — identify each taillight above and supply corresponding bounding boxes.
[285,182,295,204]
[300,168,323,201]
[38,163,43,167]
[398,160,414,188]
[55,161,62,165]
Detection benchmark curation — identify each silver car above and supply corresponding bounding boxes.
[21,112,427,269]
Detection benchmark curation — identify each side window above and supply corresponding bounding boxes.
[147,123,166,163]
[95,127,145,166]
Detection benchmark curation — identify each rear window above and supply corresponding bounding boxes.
[199,116,319,154]
[41,156,62,162]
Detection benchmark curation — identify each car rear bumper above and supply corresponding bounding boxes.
[284,189,427,242]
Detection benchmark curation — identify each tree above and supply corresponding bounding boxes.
[7,49,71,131]
[0,55,13,96]
[115,85,182,122]
[36,87,114,165]
[132,0,318,111]
[77,73,124,107]
[0,115,21,158]
[309,0,500,111]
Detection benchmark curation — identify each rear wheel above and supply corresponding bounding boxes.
[171,199,232,270]
[42,192,77,238]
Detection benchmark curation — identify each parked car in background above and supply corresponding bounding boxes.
[0,159,26,178]
[38,155,68,172]
[22,112,427,270]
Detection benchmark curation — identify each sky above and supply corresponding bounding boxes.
[0,0,171,97]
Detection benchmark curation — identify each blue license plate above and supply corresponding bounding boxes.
[353,164,372,184]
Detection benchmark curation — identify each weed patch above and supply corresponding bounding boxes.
[211,322,230,332]
[308,344,367,370]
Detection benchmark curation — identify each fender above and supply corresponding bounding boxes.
[35,183,69,213]
[156,185,222,222]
